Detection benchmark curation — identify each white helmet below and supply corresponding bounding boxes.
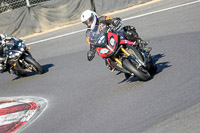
[81,10,98,30]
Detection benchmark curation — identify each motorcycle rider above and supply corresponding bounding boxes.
[81,10,151,78]
[0,34,20,73]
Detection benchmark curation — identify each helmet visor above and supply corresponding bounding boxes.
[83,14,94,28]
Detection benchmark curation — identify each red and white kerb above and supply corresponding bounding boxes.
[0,97,47,133]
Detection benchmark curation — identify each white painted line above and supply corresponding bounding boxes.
[123,0,200,21]
[26,0,200,46]
[27,29,86,45]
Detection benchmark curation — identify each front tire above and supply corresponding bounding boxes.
[24,56,44,74]
[122,58,151,81]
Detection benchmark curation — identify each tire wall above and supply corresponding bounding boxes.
[0,0,151,38]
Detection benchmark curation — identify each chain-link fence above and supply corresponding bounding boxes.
[0,0,50,14]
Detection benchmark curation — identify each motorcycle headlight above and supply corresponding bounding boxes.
[9,51,22,58]
[100,49,109,54]
[20,47,24,51]
[13,53,20,57]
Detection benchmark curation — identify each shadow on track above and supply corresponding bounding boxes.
[118,53,171,83]
[151,54,171,74]
[42,64,54,73]
[12,64,54,80]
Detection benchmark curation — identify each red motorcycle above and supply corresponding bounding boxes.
[88,25,157,81]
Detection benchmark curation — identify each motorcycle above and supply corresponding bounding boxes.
[2,40,44,76]
[88,25,157,81]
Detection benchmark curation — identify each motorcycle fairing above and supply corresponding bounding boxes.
[107,32,119,49]
[96,32,119,58]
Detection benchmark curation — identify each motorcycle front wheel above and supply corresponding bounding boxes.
[122,58,151,81]
[24,56,44,74]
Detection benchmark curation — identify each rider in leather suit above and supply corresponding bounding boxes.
[0,34,20,73]
[81,10,151,79]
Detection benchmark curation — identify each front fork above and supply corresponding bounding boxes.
[114,47,131,66]
[115,47,148,69]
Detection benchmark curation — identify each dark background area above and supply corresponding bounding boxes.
[0,0,151,37]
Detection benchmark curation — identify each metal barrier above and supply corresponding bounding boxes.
[0,0,50,13]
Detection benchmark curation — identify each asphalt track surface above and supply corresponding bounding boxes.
[1,0,200,132]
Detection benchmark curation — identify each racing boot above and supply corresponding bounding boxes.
[137,38,152,53]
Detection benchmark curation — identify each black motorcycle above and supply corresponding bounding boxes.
[2,40,44,76]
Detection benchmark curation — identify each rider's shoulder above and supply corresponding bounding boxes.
[98,16,107,22]
[99,15,113,20]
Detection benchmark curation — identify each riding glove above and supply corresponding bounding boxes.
[87,51,95,61]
